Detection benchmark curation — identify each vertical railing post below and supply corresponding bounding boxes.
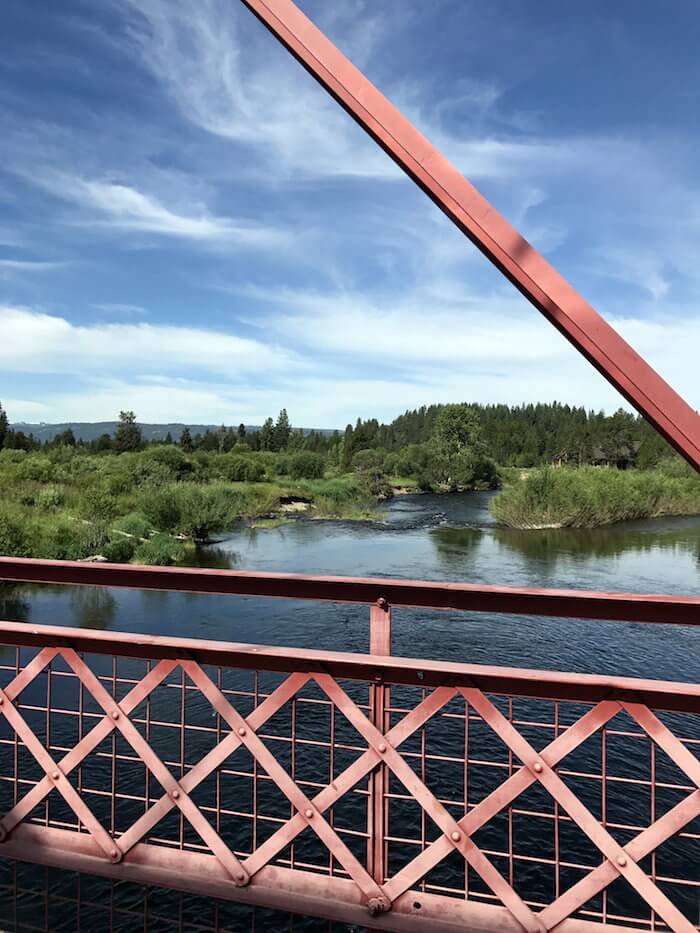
[368,596,391,908]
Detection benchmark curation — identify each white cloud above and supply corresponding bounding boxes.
[45,176,288,247]
[1,305,296,376]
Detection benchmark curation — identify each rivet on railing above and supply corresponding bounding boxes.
[236,871,248,886]
[110,848,122,863]
[238,726,247,736]
[0,696,4,705]
[617,854,627,867]
[378,742,387,753]
[377,597,388,611]
[451,830,461,842]
[367,897,388,917]
[51,771,60,781]
[111,710,120,720]
[533,761,543,773]
[305,808,314,819]
[172,790,180,800]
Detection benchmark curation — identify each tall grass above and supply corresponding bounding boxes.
[491,464,700,529]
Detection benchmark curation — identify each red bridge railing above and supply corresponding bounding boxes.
[0,557,698,932]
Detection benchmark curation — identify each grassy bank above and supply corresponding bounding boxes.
[0,447,376,565]
[491,462,700,529]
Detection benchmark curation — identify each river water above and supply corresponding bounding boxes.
[1,492,699,930]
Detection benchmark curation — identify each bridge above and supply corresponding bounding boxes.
[2,0,700,930]
[0,557,698,932]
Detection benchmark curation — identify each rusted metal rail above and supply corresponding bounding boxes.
[236,0,700,470]
[1,559,698,931]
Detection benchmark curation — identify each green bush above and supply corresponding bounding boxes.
[40,520,90,561]
[0,508,31,556]
[221,456,266,482]
[139,487,182,532]
[175,484,241,540]
[288,452,325,480]
[112,511,152,539]
[36,484,65,510]
[79,485,119,522]
[103,537,136,563]
[134,534,186,566]
[491,466,700,529]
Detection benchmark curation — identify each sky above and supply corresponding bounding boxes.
[2,0,700,429]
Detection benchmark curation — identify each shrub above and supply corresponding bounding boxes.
[175,484,241,540]
[288,452,324,480]
[134,534,186,566]
[112,511,152,539]
[139,487,182,532]
[103,537,136,563]
[36,484,65,511]
[222,456,266,482]
[0,508,30,556]
[79,486,119,523]
[40,520,90,561]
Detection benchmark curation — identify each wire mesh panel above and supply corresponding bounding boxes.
[1,626,699,933]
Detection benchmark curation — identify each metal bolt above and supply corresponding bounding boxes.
[451,830,461,842]
[378,743,387,753]
[377,597,388,611]
[305,808,313,819]
[52,771,60,781]
[617,854,627,867]
[238,726,246,736]
[0,696,4,705]
[111,710,120,720]
[417,671,424,681]
[367,897,386,918]
[237,872,247,885]
[172,790,180,800]
[110,848,119,860]
[533,762,543,773]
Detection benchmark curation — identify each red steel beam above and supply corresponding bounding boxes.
[0,824,640,933]
[0,619,698,712]
[237,0,700,470]
[2,556,699,626]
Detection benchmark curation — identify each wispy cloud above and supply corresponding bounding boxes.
[41,175,289,247]
[122,0,401,181]
[92,302,147,316]
[0,259,67,273]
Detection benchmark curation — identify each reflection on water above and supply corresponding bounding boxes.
[492,521,700,565]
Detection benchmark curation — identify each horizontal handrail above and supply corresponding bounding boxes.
[1,557,699,626]
[0,618,698,712]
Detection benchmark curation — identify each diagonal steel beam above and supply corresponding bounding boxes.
[238,0,700,470]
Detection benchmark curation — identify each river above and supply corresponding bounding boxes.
[1,492,699,930]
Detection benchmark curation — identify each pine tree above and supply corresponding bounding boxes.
[113,411,142,453]
[180,427,193,453]
[259,417,275,451]
[273,409,291,451]
[0,401,8,451]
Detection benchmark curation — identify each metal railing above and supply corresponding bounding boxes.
[0,557,698,932]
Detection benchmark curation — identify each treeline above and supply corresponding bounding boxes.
[0,400,681,476]
[340,403,676,469]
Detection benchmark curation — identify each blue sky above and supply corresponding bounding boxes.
[2,0,699,428]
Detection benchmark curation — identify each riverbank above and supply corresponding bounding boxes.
[490,463,700,529]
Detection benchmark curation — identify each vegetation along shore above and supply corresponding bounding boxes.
[1,400,698,564]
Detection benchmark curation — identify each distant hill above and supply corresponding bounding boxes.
[10,422,336,443]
